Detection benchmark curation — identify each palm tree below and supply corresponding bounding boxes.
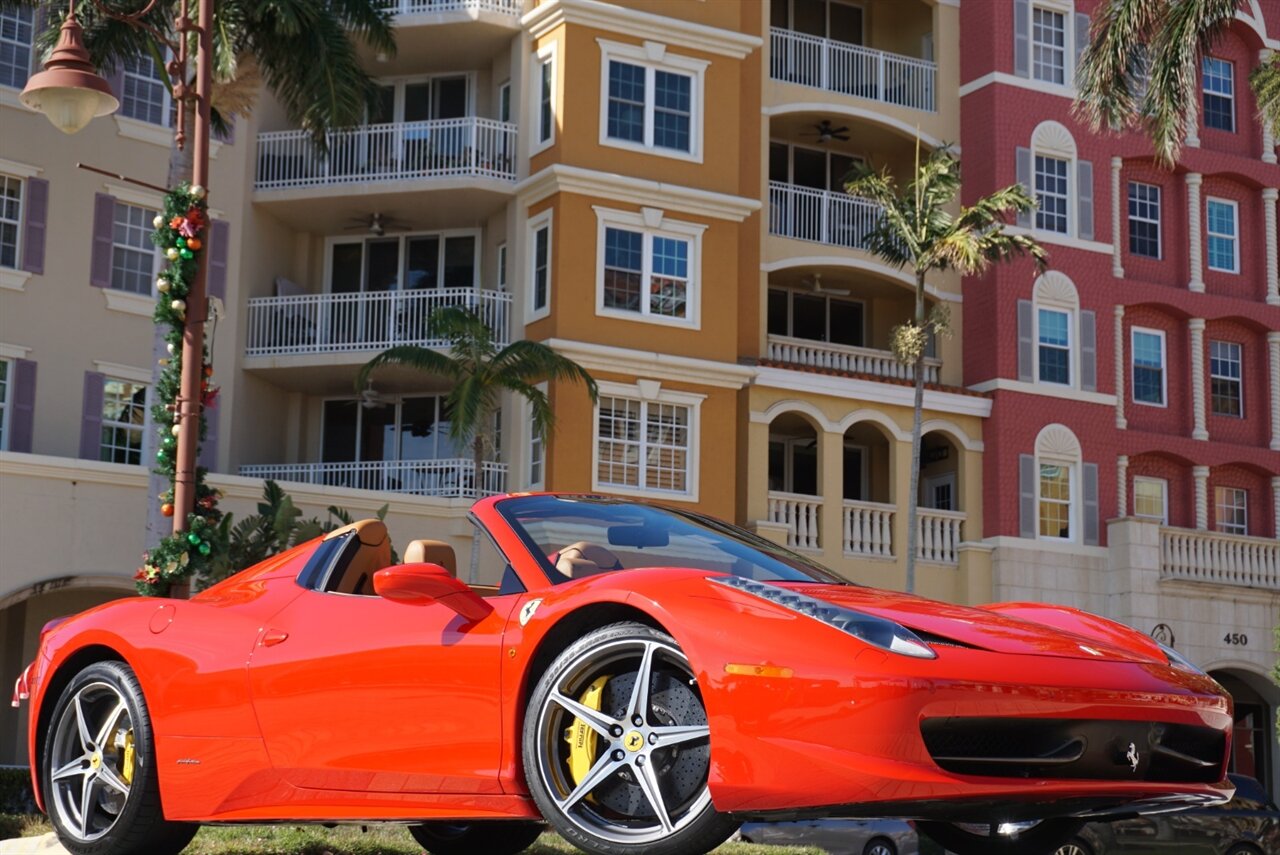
[847,143,1047,594]
[357,307,598,582]
[1075,0,1280,166]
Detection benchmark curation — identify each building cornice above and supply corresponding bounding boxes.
[967,378,1118,406]
[522,0,762,59]
[754,366,992,418]
[544,338,756,389]
[984,535,1110,559]
[1005,226,1113,256]
[959,71,1076,101]
[0,452,150,489]
[517,164,761,222]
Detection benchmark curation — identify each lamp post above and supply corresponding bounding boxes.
[22,0,214,541]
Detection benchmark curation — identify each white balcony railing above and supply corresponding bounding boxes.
[245,288,511,357]
[1161,527,1280,591]
[239,459,507,499]
[255,117,518,190]
[768,490,823,551]
[769,181,884,251]
[770,27,936,112]
[390,0,522,17]
[843,499,895,558]
[917,508,964,565]
[768,335,941,383]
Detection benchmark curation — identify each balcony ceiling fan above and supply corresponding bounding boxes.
[343,212,411,237]
[360,380,393,409]
[804,273,850,296]
[800,120,850,144]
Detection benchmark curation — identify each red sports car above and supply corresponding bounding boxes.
[14,494,1233,855]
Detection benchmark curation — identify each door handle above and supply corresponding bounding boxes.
[261,629,289,647]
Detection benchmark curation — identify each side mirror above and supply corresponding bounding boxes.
[373,563,494,622]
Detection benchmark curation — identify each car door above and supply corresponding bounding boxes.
[247,584,517,794]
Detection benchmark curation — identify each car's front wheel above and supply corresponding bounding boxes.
[42,660,197,855]
[917,819,1083,855]
[408,820,544,854]
[523,622,738,855]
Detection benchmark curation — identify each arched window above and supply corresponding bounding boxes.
[1016,271,1097,391]
[1019,424,1100,544]
[1016,121,1094,241]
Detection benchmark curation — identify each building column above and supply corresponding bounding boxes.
[1114,305,1127,429]
[1189,318,1208,440]
[1263,187,1278,306]
[1270,332,1280,451]
[819,429,846,560]
[1111,157,1125,277]
[1263,51,1277,165]
[1273,477,1280,539]
[1117,455,1129,518]
[1193,466,1210,530]
[1186,174,1204,292]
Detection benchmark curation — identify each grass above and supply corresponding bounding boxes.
[1,816,823,855]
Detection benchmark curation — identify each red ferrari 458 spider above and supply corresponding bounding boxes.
[14,494,1233,855]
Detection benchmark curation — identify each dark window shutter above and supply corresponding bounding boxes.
[29,7,48,78]
[79,371,105,459]
[207,219,229,301]
[1077,159,1094,240]
[1019,454,1037,538]
[1014,0,1030,78]
[9,359,37,453]
[1074,13,1090,85]
[1016,147,1032,227]
[1079,309,1097,391]
[1017,299,1034,381]
[198,403,219,471]
[1082,462,1100,545]
[21,177,48,275]
[90,193,116,288]
[102,64,123,103]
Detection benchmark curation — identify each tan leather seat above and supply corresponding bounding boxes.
[404,539,458,578]
[555,541,622,579]
[324,519,391,595]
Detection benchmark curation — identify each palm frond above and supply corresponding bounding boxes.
[1074,0,1162,132]
[491,341,600,401]
[1250,52,1280,139]
[355,345,461,391]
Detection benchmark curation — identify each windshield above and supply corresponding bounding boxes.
[496,494,847,585]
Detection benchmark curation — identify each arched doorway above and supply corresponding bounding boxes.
[1209,668,1279,799]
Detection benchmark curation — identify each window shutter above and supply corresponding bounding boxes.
[1077,159,1094,240]
[29,7,48,78]
[21,177,48,275]
[79,371,105,459]
[1079,310,1097,391]
[1014,0,1030,78]
[9,359,37,453]
[1074,13,1090,85]
[90,193,116,288]
[198,403,219,471]
[1016,147,1033,227]
[1019,454,1037,538]
[1083,461,1100,545]
[1017,299,1034,381]
[207,219,229,300]
[102,64,123,103]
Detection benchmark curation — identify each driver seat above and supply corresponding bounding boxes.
[404,539,457,578]
[555,541,622,579]
[324,519,391,595]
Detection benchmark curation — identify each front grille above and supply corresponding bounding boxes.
[921,718,1224,783]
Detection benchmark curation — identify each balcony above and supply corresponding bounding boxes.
[768,491,823,551]
[843,499,894,558]
[770,28,936,113]
[769,181,882,252]
[245,288,511,358]
[390,0,521,17]
[1161,527,1279,591]
[771,493,966,565]
[239,458,507,499]
[767,335,940,384]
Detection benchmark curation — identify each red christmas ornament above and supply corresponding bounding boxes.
[161,502,174,517]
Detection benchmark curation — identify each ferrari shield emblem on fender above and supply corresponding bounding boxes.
[519,598,542,626]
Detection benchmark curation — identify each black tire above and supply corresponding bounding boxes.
[41,660,197,855]
[864,836,896,855]
[1225,845,1263,855]
[522,621,739,855]
[916,819,1083,855]
[409,820,544,855]
[1053,837,1093,855]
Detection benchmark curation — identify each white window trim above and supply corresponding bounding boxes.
[1037,459,1076,542]
[120,53,173,129]
[525,381,547,490]
[99,374,151,465]
[0,356,12,452]
[370,71,478,122]
[1132,475,1168,524]
[321,228,482,294]
[531,42,557,156]
[496,242,508,291]
[591,379,703,502]
[1034,153,1072,236]
[1213,485,1248,535]
[1030,4,1069,86]
[769,286,867,345]
[498,80,511,123]
[1201,56,1235,133]
[1127,180,1161,260]
[1130,326,1167,408]
[592,205,705,330]
[1034,305,1074,387]
[597,38,708,164]
[1205,196,1240,273]
[527,209,553,322]
[1209,338,1244,418]
[319,394,454,463]
[0,171,22,271]
[109,200,164,296]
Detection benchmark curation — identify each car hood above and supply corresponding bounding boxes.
[777,583,1165,664]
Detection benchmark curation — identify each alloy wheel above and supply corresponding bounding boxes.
[48,680,135,842]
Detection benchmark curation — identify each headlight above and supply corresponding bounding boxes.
[711,576,936,659]
[1159,642,1206,675]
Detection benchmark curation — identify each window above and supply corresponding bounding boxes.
[768,436,818,496]
[0,358,9,450]
[595,209,704,326]
[371,74,470,124]
[533,46,555,151]
[769,142,864,191]
[1133,476,1167,523]
[1206,198,1238,273]
[1209,340,1242,417]
[496,243,507,291]
[1038,308,1071,385]
[498,81,511,123]
[770,0,864,44]
[120,54,171,126]
[0,6,33,90]
[767,287,864,347]
[1035,155,1070,233]
[527,382,546,489]
[1202,57,1234,132]
[0,174,20,269]
[1127,182,1160,259]
[100,377,148,465]
[1032,7,1066,84]
[1131,328,1166,406]
[1038,462,1072,539]
[111,202,161,294]
[327,231,477,294]
[1214,486,1247,535]
[599,41,707,161]
[596,395,693,495]
[528,210,551,318]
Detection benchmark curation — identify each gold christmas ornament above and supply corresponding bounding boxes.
[190,185,205,199]
[166,247,180,260]
[171,299,186,312]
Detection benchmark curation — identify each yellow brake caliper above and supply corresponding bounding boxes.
[121,730,136,785]
[565,676,610,791]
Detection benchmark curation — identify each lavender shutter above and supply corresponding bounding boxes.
[21,177,48,274]
[198,404,219,471]
[90,193,116,288]
[1082,462,1100,545]
[1013,0,1030,78]
[1017,299,1034,381]
[9,359,36,453]
[207,220,229,300]
[1016,147,1032,227]
[29,7,48,78]
[1080,310,1097,391]
[1077,159,1094,240]
[1019,454,1037,538]
[1074,13,1090,86]
[79,371,105,459]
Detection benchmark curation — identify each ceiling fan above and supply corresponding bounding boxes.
[800,120,851,144]
[360,380,393,409]
[804,273,850,296]
[343,212,411,237]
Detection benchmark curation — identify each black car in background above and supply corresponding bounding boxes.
[1054,774,1278,855]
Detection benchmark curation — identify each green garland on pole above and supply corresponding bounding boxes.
[134,182,224,596]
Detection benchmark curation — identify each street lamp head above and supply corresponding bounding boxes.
[20,10,118,134]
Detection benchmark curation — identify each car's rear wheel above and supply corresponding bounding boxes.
[523,622,738,855]
[42,661,197,855]
[864,836,896,855]
[408,820,544,855]
[917,819,1083,855]
[1053,837,1093,855]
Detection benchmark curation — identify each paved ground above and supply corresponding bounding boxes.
[0,835,67,855]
